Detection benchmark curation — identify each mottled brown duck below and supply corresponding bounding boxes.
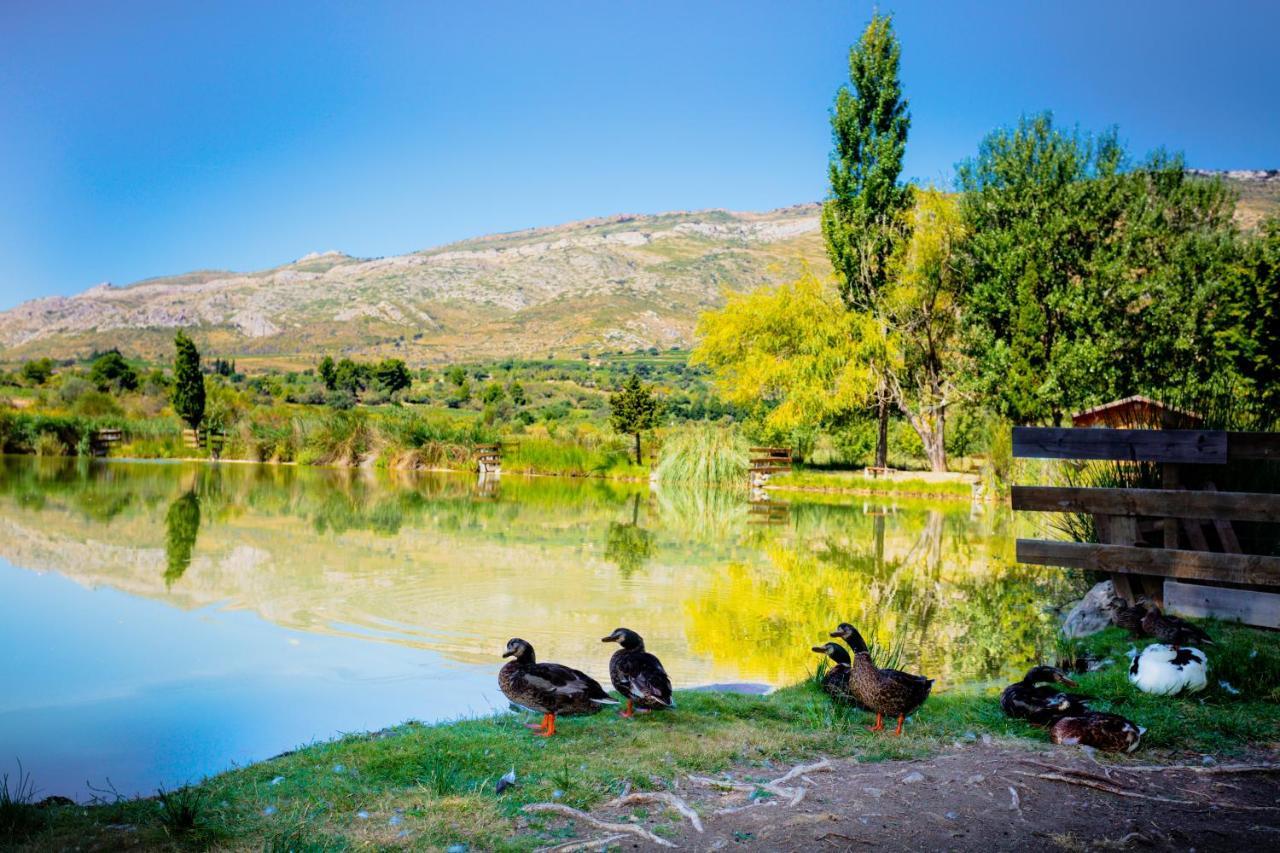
[1049,712,1145,753]
[601,628,673,716]
[497,638,615,736]
[829,623,933,735]
[1110,597,1149,635]
[1139,600,1213,649]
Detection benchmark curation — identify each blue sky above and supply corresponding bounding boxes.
[1,0,1277,309]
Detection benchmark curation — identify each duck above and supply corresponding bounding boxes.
[1138,600,1214,649]
[1000,666,1093,726]
[601,628,673,717]
[1109,597,1149,635]
[811,642,872,711]
[1049,712,1145,753]
[498,638,616,736]
[1127,643,1208,696]
[829,623,933,735]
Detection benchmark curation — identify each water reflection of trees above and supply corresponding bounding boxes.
[685,507,1065,684]
[163,491,201,587]
[605,495,653,577]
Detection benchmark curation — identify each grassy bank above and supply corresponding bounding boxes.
[6,623,1277,850]
[767,467,978,499]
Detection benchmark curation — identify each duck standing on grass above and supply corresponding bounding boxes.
[829,623,933,735]
[1049,712,1145,753]
[601,628,673,717]
[498,638,616,736]
[811,642,872,711]
[1000,666,1092,726]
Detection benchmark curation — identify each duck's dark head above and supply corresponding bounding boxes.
[1022,665,1077,687]
[811,642,851,666]
[502,638,534,662]
[601,628,644,650]
[829,623,869,654]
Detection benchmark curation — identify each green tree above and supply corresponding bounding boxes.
[609,373,660,465]
[445,365,468,387]
[957,114,1241,423]
[333,358,370,394]
[20,358,54,386]
[508,380,528,406]
[318,355,337,390]
[373,358,411,394]
[821,11,912,468]
[88,349,139,392]
[172,332,206,430]
[1225,217,1280,415]
[481,381,506,405]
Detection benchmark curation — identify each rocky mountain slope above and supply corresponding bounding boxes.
[2,171,1274,365]
[0,205,828,363]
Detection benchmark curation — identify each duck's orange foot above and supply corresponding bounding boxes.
[619,699,634,718]
[890,715,906,736]
[867,713,885,733]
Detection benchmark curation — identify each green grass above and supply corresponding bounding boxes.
[503,437,645,479]
[768,467,977,499]
[15,621,1277,850]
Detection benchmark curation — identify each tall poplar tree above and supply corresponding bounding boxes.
[821,12,912,468]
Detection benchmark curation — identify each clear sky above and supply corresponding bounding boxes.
[1,0,1277,309]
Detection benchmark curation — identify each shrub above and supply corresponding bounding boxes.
[654,423,747,487]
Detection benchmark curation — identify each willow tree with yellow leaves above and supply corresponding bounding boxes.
[882,187,968,471]
[691,273,893,449]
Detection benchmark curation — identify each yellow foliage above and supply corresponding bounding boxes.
[691,273,894,435]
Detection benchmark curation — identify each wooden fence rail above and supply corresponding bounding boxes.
[1013,426,1280,628]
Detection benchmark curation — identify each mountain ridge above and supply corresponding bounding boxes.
[0,203,828,363]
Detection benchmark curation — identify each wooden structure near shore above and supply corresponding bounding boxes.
[90,428,122,458]
[182,427,226,452]
[749,447,792,488]
[1012,426,1280,628]
[475,443,507,476]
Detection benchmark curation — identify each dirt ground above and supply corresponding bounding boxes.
[536,743,1280,852]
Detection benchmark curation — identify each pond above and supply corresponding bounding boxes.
[0,456,1073,800]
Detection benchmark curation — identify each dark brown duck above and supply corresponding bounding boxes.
[601,628,673,717]
[498,638,615,736]
[829,623,933,735]
[1000,665,1091,726]
[811,642,872,711]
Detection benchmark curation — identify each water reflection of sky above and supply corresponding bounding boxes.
[0,560,500,800]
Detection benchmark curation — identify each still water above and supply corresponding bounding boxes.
[0,457,1070,800]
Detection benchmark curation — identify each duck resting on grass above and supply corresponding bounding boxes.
[811,642,872,711]
[1049,712,1145,753]
[1128,644,1209,696]
[498,638,616,736]
[1110,597,1149,635]
[829,623,933,735]
[1138,600,1214,649]
[601,627,673,717]
[1000,666,1093,726]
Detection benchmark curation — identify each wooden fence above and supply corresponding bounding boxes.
[749,447,792,485]
[90,428,122,458]
[1012,426,1280,628]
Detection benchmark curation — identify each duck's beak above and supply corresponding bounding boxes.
[501,649,515,658]
[811,646,827,654]
[828,630,842,638]
[601,635,617,643]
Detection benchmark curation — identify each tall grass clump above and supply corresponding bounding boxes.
[0,761,41,843]
[377,408,494,469]
[297,409,378,466]
[654,423,747,488]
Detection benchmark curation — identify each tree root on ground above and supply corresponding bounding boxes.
[1017,769,1280,811]
[522,803,676,848]
[604,791,703,832]
[689,757,834,807]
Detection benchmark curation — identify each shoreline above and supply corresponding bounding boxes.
[9,624,1276,849]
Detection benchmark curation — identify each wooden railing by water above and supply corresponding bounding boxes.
[1012,426,1280,628]
[90,428,123,457]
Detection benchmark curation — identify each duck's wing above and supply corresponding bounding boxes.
[619,652,673,706]
[527,663,617,703]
